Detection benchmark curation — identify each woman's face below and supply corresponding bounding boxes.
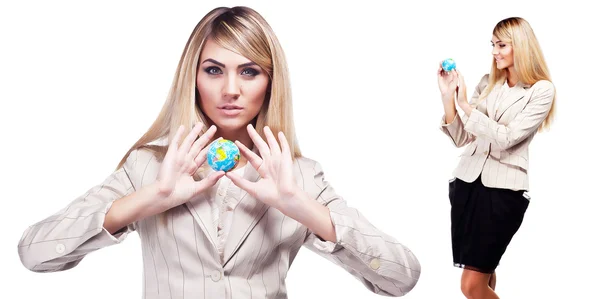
[491,35,514,70]
[196,38,269,134]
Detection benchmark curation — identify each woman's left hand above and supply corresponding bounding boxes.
[226,124,300,211]
[456,70,473,116]
[228,124,337,242]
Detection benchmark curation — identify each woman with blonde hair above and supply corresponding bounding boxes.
[438,17,555,299]
[18,6,420,298]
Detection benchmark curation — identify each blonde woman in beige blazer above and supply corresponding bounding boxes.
[17,6,420,299]
[438,17,555,299]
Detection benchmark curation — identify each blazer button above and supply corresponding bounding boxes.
[211,270,222,282]
[55,243,65,254]
[369,258,381,270]
[483,150,489,155]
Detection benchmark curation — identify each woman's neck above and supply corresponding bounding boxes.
[506,67,518,87]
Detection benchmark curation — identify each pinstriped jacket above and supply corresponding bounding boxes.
[441,74,555,191]
[18,148,421,298]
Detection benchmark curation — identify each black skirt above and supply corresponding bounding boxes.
[448,176,529,274]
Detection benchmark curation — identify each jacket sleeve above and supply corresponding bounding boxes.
[440,74,489,147]
[17,150,142,272]
[462,80,555,150]
[302,161,421,297]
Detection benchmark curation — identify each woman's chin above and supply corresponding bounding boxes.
[214,119,250,134]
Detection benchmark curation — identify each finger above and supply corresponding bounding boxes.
[225,171,256,198]
[438,65,447,77]
[193,171,225,194]
[458,71,466,87]
[456,72,468,99]
[179,123,204,158]
[246,124,270,157]
[278,132,294,183]
[185,158,198,175]
[450,70,458,87]
[168,125,185,154]
[278,131,291,159]
[194,146,209,169]
[263,126,281,155]
[235,140,267,177]
[189,125,217,159]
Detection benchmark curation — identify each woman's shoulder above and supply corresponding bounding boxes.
[124,145,166,166]
[472,73,491,94]
[527,79,555,104]
[293,156,322,173]
[530,79,554,90]
[121,145,166,187]
[478,73,491,86]
[292,156,327,182]
[292,156,330,195]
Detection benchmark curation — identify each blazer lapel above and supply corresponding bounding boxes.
[485,82,501,117]
[185,167,219,254]
[222,162,268,267]
[495,82,531,120]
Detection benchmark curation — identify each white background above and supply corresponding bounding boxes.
[1,0,598,298]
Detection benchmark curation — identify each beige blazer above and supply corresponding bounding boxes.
[440,74,555,191]
[18,148,421,298]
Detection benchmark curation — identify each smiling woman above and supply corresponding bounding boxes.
[437,17,556,299]
[17,6,421,299]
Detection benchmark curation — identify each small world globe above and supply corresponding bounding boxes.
[442,58,456,72]
[207,139,240,172]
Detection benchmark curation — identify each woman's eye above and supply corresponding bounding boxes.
[241,68,259,76]
[204,67,222,75]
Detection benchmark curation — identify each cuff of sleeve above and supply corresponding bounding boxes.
[90,225,131,244]
[464,108,484,134]
[80,201,132,248]
[18,202,133,271]
[306,209,346,254]
[440,113,458,128]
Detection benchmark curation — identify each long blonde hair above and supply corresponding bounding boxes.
[117,6,301,169]
[478,17,556,132]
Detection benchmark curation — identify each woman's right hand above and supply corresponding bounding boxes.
[437,62,459,105]
[155,123,225,210]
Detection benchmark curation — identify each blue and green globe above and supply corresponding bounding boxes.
[207,139,240,172]
[442,58,456,72]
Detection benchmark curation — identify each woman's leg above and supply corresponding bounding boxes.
[488,272,496,290]
[461,268,498,299]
